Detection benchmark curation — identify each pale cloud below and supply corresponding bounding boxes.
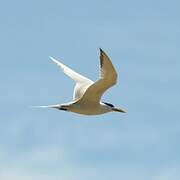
[0,169,50,180]
[0,165,147,180]
[0,144,180,180]
[1,166,180,180]
[152,168,180,180]
[22,147,64,162]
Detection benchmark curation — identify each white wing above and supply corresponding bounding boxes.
[50,57,93,100]
[78,49,117,104]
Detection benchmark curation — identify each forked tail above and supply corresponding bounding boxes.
[30,104,60,109]
[30,104,68,111]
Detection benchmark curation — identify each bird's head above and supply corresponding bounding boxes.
[102,102,126,113]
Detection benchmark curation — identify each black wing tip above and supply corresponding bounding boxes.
[99,48,104,67]
[99,48,104,54]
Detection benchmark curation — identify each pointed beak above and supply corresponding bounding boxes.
[112,107,126,113]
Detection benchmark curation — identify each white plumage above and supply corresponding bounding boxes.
[40,49,126,115]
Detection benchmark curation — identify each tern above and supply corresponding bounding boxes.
[39,49,126,115]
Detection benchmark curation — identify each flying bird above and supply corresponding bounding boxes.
[39,49,126,115]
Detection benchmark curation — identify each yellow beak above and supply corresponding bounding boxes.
[112,107,126,113]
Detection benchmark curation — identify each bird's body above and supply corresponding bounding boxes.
[58,101,112,115]
[39,49,126,115]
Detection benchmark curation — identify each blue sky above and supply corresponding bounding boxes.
[0,0,180,179]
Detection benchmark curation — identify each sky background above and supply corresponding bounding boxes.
[0,0,180,179]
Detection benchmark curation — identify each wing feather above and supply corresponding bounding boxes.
[50,56,93,100]
[78,49,117,104]
[50,56,92,83]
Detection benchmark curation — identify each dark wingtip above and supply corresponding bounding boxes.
[99,48,103,67]
[99,48,103,54]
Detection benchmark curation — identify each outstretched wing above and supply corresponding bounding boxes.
[50,56,92,83]
[78,49,117,104]
[50,57,93,100]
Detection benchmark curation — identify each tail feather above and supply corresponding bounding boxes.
[30,104,60,109]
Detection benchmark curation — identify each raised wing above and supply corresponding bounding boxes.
[78,48,117,104]
[50,56,92,83]
[50,56,93,100]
